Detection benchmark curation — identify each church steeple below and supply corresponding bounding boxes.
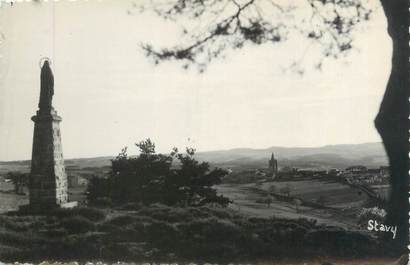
[269,152,278,179]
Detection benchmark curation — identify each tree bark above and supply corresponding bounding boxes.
[375,0,409,252]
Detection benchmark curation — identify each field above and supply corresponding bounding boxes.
[0,181,28,213]
[216,178,371,229]
[259,179,368,208]
[371,184,390,200]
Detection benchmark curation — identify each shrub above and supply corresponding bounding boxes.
[0,216,29,232]
[60,216,95,234]
[187,206,214,219]
[0,204,393,262]
[87,177,112,204]
[91,197,113,207]
[0,245,27,261]
[0,231,34,247]
[357,207,387,228]
[316,195,329,206]
[136,204,195,223]
[268,185,277,193]
[61,232,105,259]
[42,228,67,238]
[119,202,143,211]
[73,207,106,221]
[87,139,230,207]
[304,229,376,257]
[102,242,149,260]
[200,205,236,220]
[135,204,237,224]
[104,227,143,243]
[144,220,179,247]
[52,207,106,222]
[178,217,241,242]
[279,184,292,196]
[105,215,136,227]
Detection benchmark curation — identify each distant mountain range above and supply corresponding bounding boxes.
[194,142,388,170]
[0,142,388,174]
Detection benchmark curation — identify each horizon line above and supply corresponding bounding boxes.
[0,141,383,163]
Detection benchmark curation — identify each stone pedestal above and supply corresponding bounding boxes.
[29,108,69,209]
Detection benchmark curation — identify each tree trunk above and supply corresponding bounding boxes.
[375,0,409,252]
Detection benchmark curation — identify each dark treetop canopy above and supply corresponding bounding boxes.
[39,60,54,110]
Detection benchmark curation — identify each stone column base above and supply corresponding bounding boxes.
[60,201,78,208]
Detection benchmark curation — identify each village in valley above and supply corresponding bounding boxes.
[217,153,390,227]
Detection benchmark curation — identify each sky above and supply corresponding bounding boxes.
[0,0,391,161]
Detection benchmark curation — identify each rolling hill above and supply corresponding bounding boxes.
[194,142,388,169]
[0,142,388,175]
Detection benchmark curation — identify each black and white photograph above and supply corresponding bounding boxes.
[0,0,408,264]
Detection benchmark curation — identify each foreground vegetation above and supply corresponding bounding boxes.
[0,204,400,263]
[0,139,401,262]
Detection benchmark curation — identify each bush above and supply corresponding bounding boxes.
[91,197,113,207]
[0,231,34,247]
[134,204,237,224]
[102,242,149,260]
[119,202,143,211]
[178,217,241,242]
[279,185,292,196]
[200,205,237,220]
[0,204,394,262]
[358,207,387,227]
[60,216,96,234]
[0,245,27,261]
[87,139,230,207]
[144,220,179,247]
[0,216,29,232]
[61,232,105,259]
[87,177,112,205]
[304,229,377,257]
[73,207,106,221]
[42,228,67,238]
[52,207,106,222]
[105,215,137,227]
[136,204,197,223]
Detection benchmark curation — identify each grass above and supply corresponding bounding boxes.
[258,179,368,207]
[0,204,402,263]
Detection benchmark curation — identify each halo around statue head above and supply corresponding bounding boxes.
[39,57,52,69]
